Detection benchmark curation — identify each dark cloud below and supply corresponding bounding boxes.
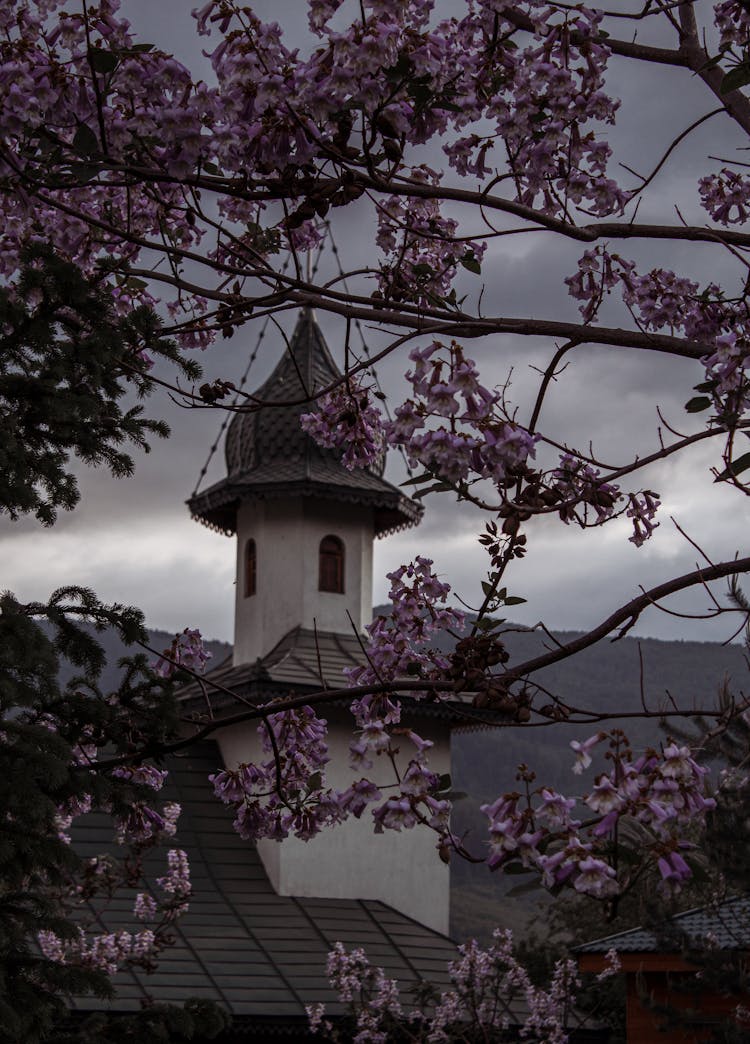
[2,1,747,645]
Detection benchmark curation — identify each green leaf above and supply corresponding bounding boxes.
[461,253,481,275]
[125,276,148,292]
[72,124,100,158]
[69,163,101,184]
[698,53,723,73]
[721,62,750,94]
[89,48,119,74]
[437,773,452,792]
[502,861,534,875]
[715,451,750,481]
[503,596,527,606]
[401,471,438,487]
[411,481,453,499]
[507,878,543,898]
[436,100,463,112]
[412,262,435,277]
[684,395,712,413]
[307,771,322,793]
[201,160,220,175]
[475,616,506,631]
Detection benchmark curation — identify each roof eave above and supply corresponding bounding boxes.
[187,479,423,537]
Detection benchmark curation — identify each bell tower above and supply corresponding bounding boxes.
[188,309,421,664]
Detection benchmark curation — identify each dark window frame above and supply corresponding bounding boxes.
[319,535,345,594]
[244,538,257,597]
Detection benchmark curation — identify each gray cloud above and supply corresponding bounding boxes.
[2,1,748,646]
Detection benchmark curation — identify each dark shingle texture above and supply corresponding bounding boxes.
[70,743,456,1018]
[178,627,507,729]
[575,895,750,954]
[188,310,422,537]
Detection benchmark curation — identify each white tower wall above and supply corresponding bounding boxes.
[216,711,452,937]
[233,497,374,665]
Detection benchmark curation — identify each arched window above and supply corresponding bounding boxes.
[244,538,257,597]
[319,535,344,594]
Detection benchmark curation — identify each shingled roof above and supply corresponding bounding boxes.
[574,895,750,954]
[188,310,422,537]
[177,626,507,729]
[70,742,457,1034]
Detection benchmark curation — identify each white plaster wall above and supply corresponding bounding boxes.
[216,713,452,936]
[233,498,374,665]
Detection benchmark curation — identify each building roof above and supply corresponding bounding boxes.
[178,626,507,729]
[188,310,422,537]
[574,895,750,954]
[70,742,457,1028]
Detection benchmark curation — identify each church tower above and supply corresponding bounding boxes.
[189,309,421,664]
[186,312,459,936]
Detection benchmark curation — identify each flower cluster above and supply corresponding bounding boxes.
[714,1,750,51]
[566,246,750,428]
[38,852,190,977]
[566,246,728,341]
[210,706,343,843]
[700,169,750,225]
[38,926,158,977]
[481,732,716,897]
[309,930,584,1043]
[208,558,462,847]
[385,341,537,489]
[346,556,463,702]
[311,942,403,1042]
[115,799,181,844]
[703,332,750,421]
[300,380,386,470]
[626,491,661,547]
[153,627,212,679]
[446,3,627,218]
[54,794,92,845]
[552,454,621,526]
[133,892,157,921]
[156,848,191,916]
[376,175,486,308]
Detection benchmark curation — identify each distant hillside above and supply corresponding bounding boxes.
[446,623,747,941]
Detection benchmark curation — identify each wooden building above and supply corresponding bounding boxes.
[576,895,750,1042]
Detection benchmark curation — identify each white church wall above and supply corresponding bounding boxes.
[216,711,452,937]
[233,497,374,665]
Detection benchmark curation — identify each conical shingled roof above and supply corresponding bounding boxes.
[188,310,422,537]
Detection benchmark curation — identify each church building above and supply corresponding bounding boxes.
[71,311,463,1037]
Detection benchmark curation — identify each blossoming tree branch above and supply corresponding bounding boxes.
[3,0,750,994]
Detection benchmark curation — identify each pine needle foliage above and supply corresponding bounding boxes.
[0,587,183,1042]
[0,244,200,525]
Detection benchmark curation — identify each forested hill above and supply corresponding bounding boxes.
[53,615,747,800]
[443,623,748,942]
[448,624,748,798]
[51,614,747,804]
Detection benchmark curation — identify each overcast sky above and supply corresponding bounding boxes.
[1,0,748,647]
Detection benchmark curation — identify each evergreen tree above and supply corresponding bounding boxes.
[0,250,228,1041]
[0,244,198,525]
